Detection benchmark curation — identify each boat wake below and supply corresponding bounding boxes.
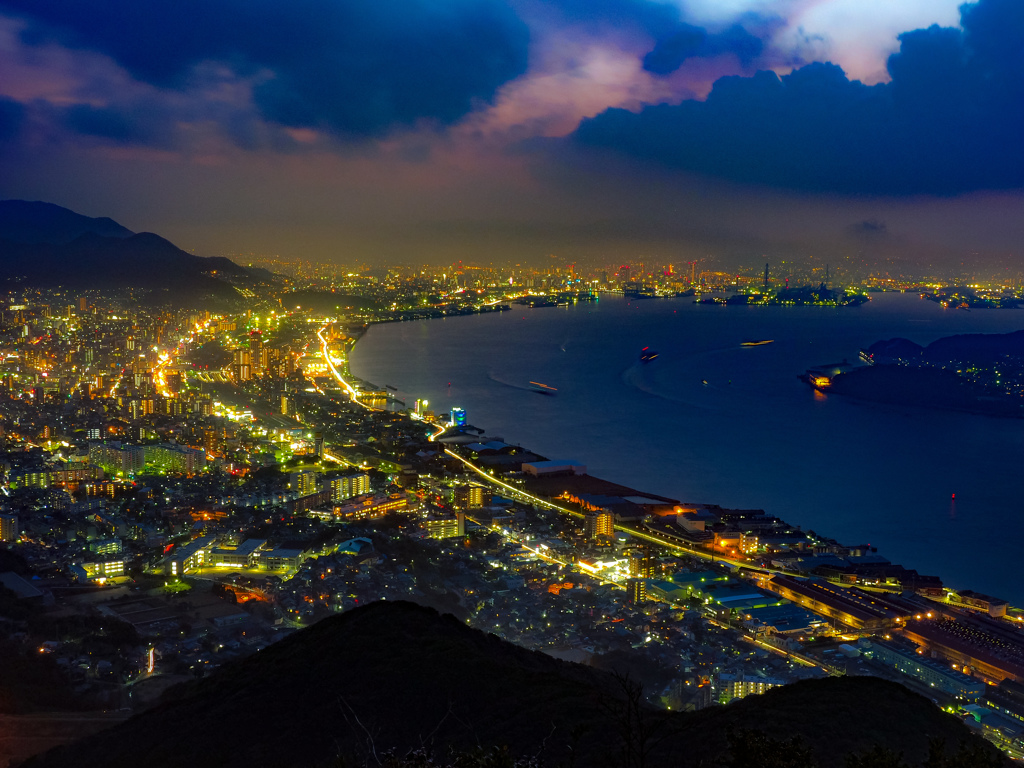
[488,372,558,395]
[620,364,718,411]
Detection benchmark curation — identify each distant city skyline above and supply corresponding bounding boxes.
[1,0,1023,267]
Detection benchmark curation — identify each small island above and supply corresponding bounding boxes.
[803,330,1024,417]
[697,283,870,307]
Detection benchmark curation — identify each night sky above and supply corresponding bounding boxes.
[1,0,1023,267]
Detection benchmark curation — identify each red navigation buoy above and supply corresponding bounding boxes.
[951,493,956,500]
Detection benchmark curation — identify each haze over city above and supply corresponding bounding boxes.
[1,0,1023,268]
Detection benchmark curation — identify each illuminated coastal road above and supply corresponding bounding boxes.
[317,324,455,468]
[318,325,378,412]
[439,445,761,569]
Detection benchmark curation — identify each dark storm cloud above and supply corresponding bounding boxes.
[846,219,894,249]
[849,219,888,236]
[536,0,772,74]
[536,0,681,34]
[643,23,765,74]
[0,0,530,138]
[0,96,25,143]
[570,0,1024,195]
[59,102,175,147]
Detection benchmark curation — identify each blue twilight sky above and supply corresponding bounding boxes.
[1,0,1023,269]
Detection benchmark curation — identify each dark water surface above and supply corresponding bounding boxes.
[350,293,1024,603]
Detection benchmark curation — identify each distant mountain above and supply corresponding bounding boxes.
[0,232,242,301]
[864,337,925,363]
[866,330,1024,367]
[19,601,1001,768]
[0,201,259,302]
[924,329,1024,366]
[0,200,134,244]
[848,330,1024,417]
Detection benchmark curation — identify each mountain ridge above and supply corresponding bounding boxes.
[0,201,255,303]
[0,200,134,245]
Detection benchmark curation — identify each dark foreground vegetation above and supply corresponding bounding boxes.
[18,601,1003,768]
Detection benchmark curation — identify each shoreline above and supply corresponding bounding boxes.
[342,310,1017,612]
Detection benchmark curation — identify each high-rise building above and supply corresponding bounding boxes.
[626,578,647,604]
[233,349,252,382]
[203,427,218,455]
[716,672,784,705]
[89,442,145,476]
[454,484,485,509]
[424,513,466,539]
[249,332,263,374]
[291,470,321,496]
[450,407,467,427]
[0,513,18,542]
[583,509,614,542]
[282,351,298,376]
[627,546,655,578]
[262,346,280,375]
[88,538,122,555]
[129,399,154,419]
[144,444,205,474]
[331,473,370,502]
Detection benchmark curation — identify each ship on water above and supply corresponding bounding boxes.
[640,347,659,363]
[741,339,774,347]
[529,381,558,395]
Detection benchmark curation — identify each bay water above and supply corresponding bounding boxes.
[350,293,1024,603]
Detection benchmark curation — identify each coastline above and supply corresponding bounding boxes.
[343,306,1020,610]
[802,366,1024,418]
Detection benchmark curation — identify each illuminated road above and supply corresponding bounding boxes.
[316,324,454,467]
[323,450,356,467]
[441,447,806,586]
[154,318,212,398]
[317,325,378,412]
[442,447,567,512]
[615,524,753,571]
[153,352,172,398]
[442,447,754,563]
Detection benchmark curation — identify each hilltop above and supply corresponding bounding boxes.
[0,200,133,245]
[19,601,1001,768]
[0,201,259,303]
[865,331,1024,367]
[825,330,1024,417]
